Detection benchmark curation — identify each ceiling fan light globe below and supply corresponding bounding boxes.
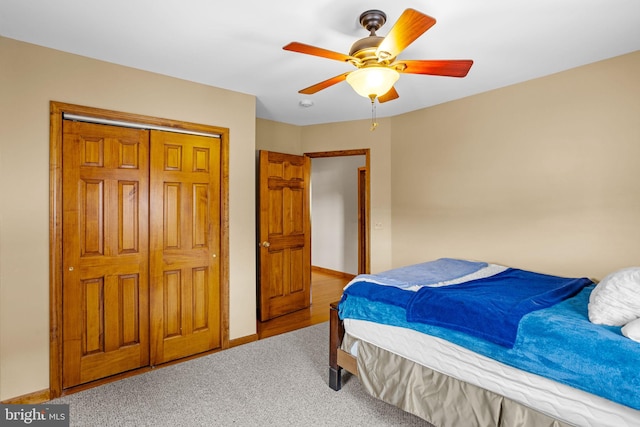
[346,67,399,99]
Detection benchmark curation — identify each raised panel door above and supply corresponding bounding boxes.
[258,151,311,321]
[62,120,149,388]
[150,130,221,364]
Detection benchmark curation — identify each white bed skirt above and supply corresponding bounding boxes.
[344,318,640,427]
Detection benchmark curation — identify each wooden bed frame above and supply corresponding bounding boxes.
[329,301,357,391]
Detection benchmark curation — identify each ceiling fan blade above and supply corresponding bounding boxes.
[298,72,351,94]
[398,60,473,77]
[378,87,399,103]
[376,9,436,60]
[283,42,355,63]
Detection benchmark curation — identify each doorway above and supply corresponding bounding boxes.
[306,150,370,276]
[257,149,369,337]
[257,149,370,338]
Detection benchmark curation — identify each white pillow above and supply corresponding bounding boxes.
[588,267,640,326]
[622,318,640,343]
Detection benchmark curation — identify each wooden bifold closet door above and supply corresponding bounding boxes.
[61,120,221,388]
[149,130,221,365]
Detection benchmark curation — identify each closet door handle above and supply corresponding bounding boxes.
[261,241,271,248]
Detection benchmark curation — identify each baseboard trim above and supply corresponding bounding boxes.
[1,388,51,404]
[312,265,356,280]
[229,334,258,348]
[4,334,258,403]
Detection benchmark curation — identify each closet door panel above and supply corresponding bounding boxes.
[150,131,221,364]
[62,120,149,388]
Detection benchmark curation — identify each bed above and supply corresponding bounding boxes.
[328,258,640,427]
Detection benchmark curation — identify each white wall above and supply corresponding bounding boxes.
[311,156,365,274]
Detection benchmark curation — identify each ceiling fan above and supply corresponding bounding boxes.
[283,8,473,103]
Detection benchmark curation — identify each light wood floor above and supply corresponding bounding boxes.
[257,269,351,339]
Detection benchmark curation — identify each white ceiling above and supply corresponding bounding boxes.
[1,0,638,126]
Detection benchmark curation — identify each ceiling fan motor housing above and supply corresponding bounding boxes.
[349,36,385,63]
[350,10,393,65]
[359,9,387,34]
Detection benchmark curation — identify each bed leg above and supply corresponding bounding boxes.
[329,367,341,391]
[329,301,345,391]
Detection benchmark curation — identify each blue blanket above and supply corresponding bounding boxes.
[339,286,640,410]
[405,268,592,347]
[352,258,488,289]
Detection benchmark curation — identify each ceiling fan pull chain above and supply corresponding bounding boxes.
[370,96,378,131]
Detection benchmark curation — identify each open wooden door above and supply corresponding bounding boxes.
[258,151,311,321]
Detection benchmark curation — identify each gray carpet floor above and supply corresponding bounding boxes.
[51,322,434,426]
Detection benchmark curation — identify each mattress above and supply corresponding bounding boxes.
[344,318,640,427]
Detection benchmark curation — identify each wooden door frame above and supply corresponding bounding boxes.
[304,149,370,275]
[357,167,369,274]
[49,101,230,398]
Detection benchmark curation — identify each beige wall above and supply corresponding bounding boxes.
[256,119,302,154]
[1,34,637,401]
[391,51,640,279]
[256,118,395,273]
[301,118,394,273]
[0,37,257,400]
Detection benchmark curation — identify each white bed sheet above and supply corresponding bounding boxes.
[344,318,640,427]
